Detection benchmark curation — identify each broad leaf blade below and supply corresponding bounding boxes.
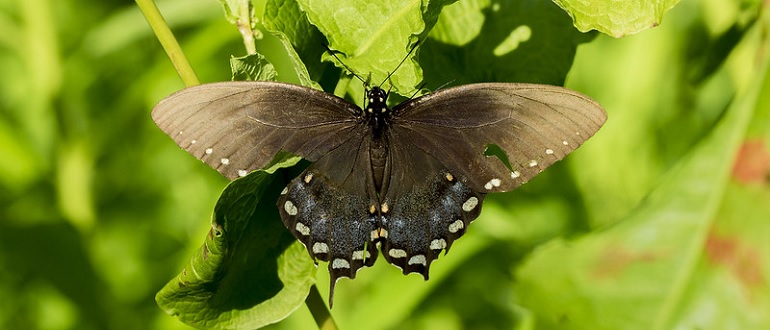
[263,0,326,89]
[156,160,316,329]
[551,0,681,37]
[422,0,596,88]
[514,32,770,329]
[295,0,434,94]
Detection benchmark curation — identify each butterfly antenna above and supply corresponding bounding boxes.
[377,41,421,88]
[323,44,369,87]
[435,79,456,92]
[408,82,427,99]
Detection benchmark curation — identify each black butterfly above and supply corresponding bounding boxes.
[152,78,606,305]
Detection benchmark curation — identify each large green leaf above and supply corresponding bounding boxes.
[295,0,453,95]
[421,0,596,88]
[551,0,681,37]
[155,157,316,329]
[262,0,327,89]
[514,24,770,329]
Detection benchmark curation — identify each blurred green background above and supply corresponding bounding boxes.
[1,0,769,329]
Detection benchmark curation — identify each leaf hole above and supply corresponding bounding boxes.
[484,143,514,172]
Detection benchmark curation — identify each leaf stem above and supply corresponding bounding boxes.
[135,0,200,87]
[235,0,258,55]
[305,285,337,330]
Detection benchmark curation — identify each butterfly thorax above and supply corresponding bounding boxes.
[364,87,391,193]
[365,87,391,139]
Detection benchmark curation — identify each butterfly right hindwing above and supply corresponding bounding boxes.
[379,138,486,278]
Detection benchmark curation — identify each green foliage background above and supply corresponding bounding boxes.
[1,0,769,329]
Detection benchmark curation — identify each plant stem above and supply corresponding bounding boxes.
[135,0,199,87]
[236,0,258,55]
[306,285,337,330]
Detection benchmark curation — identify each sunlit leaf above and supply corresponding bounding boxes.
[156,158,316,329]
[551,0,681,37]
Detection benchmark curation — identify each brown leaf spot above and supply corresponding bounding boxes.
[592,246,659,279]
[732,139,770,184]
[705,231,764,288]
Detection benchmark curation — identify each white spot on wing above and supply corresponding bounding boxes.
[484,178,501,189]
[237,169,248,177]
[529,159,538,167]
[448,219,464,233]
[295,222,310,236]
[430,238,447,250]
[352,250,371,260]
[462,197,478,212]
[205,148,213,155]
[220,158,230,165]
[304,173,313,183]
[545,148,554,155]
[388,249,407,258]
[562,140,569,146]
[510,171,521,179]
[332,258,350,269]
[284,200,297,216]
[280,187,288,195]
[191,139,197,144]
[408,255,427,266]
[312,242,329,254]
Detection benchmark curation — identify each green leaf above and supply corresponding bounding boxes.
[230,53,278,81]
[156,157,316,329]
[551,0,681,37]
[262,0,327,89]
[295,0,444,95]
[513,32,770,330]
[421,0,596,88]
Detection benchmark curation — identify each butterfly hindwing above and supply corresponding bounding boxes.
[379,139,485,277]
[151,82,361,179]
[277,128,379,302]
[392,83,607,193]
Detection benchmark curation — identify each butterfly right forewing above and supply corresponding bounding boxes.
[392,83,607,193]
[151,82,362,180]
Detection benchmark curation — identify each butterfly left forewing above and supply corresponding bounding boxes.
[151,82,361,179]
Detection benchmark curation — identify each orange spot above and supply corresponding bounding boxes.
[732,139,770,184]
[705,231,764,288]
[592,246,658,279]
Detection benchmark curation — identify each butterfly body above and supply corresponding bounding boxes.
[152,81,606,305]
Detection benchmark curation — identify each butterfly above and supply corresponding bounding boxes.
[152,67,606,306]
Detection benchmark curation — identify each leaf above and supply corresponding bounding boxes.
[551,0,681,37]
[262,0,327,89]
[156,157,317,330]
[295,0,452,95]
[421,0,596,88]
[230,53,277,81]
[513,31,770,329]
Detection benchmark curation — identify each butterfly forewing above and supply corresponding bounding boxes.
[392,83,607,193]
[151,82,361,179]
